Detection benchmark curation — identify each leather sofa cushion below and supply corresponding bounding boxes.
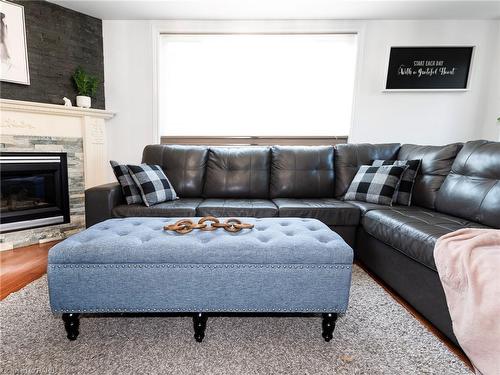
[397,143,462,210]
[112,198,202,217]
[361,207,487,271]
[203,147,271,198]
[334,143,400,198]
[142,145,208,198]
[273,198,360,226]
[435,140,500,228]
[346,201,393,215]
[197,199,278,217]
[270,146,335,198]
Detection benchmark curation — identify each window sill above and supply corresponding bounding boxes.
[160,136,348,146]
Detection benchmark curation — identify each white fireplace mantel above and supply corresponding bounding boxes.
[0,98,115,189]
[0,98,115,119]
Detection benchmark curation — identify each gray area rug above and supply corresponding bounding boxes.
[1,266,470,375]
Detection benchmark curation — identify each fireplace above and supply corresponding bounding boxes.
[0,152,70,233]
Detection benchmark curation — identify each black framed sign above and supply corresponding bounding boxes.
[385,46,474,90]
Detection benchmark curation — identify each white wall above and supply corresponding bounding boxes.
[102,19,499,176]
[350,20,499,144]
[103,20,155,179]
[481,22,500,141]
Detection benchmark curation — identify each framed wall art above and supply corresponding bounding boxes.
[1,0,30,85]
[384,46,474,91]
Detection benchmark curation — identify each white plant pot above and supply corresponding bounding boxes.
[76,96,91,108]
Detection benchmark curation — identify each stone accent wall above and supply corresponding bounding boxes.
[0,135,85,249]
[0,1,105,109]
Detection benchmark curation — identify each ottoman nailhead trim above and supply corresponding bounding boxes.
[54,307,343,313]
[49,263,353,269]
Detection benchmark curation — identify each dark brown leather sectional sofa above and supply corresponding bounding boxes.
[85,140,500,346]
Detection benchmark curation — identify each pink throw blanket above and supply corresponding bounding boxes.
[434,228,500,375]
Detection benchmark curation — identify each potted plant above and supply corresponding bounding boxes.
[72,67,98,108]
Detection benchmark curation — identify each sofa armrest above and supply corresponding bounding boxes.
[85,182,124,227]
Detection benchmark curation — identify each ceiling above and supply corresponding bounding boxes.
[48,0,500,20]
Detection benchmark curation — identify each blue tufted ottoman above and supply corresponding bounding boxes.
[48,217,353,342]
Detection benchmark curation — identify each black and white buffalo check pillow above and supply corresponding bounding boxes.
[344,165,408,206]
[127,164,178,207]
[110,160,143,205]
[372,159,421,206]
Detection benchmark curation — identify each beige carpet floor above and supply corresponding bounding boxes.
[0,266,471,374]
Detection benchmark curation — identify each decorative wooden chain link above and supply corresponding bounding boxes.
[164,216,254,234]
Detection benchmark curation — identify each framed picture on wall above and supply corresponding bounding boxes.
[0,0,30,85]
[384,46,474,91]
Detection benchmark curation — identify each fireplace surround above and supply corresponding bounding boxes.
[0,152,70,233]
[0,98,114,249]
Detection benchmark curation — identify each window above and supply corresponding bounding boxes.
[158,34,357,140]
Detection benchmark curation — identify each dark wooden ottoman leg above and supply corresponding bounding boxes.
[322,313,338,342]
[62,313,80,341]
[193,313,208,343]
